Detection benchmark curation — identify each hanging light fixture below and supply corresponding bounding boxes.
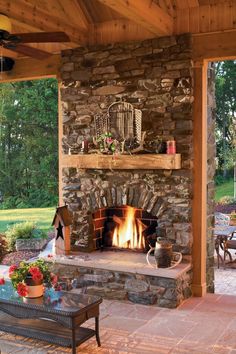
[0,13,12,34]
[0,14,15,76]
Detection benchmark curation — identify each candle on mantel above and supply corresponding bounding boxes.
[167,140,176,154]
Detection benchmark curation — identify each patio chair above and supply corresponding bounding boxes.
[224,238,236,263]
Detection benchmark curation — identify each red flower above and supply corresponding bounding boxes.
[17,283,28,297]
[9,265,18,278]
[29,266,43,282]
[50,273,58,285]
[47,254,53,258]
[0,278,5,285]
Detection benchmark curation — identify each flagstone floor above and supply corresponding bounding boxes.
[0,292,236,354]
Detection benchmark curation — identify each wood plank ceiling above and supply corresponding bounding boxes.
[0,0,235,59]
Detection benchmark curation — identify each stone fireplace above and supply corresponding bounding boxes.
[57,33,194,307]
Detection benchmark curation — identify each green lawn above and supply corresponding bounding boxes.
[0,207,55,233]
[215,178,234,202]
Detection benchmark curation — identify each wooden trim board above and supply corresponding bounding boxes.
[61,154,181,170]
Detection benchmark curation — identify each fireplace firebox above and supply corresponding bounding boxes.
[92,206,159,252]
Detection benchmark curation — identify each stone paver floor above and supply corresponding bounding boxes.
[0,293,236,353]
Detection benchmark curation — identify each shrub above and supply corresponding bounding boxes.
[218,196,236,205]
[0,234,8,262]
[5,222,47,251]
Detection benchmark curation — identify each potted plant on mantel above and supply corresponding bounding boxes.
[6,259,58,298]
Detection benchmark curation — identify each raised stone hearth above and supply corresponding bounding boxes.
[47,252,192,308]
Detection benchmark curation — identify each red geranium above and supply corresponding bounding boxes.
[0,278,5,285]
[29,266,43,282]
[9,265,18,278]
[50,273,58,285]
[17,282,28,297]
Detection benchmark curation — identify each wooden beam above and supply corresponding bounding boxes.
[192,60,207,297]
[60,154,182,170]
[0,55,60,83]
[57,0,89,30]
[89,19,154,45]
[0,0,87,45]
[96,0,173,36]
[193,30,236,61]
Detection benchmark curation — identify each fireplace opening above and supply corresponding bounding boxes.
[92,206,158,252]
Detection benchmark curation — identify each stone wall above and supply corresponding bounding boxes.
[206,63,216,292]
[60,34,194,255]
[50,261,192,308]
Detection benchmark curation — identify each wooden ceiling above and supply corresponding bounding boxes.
[0,0,235,59]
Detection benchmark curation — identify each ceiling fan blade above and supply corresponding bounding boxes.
[6,44,51,60]
[12,32,70,43]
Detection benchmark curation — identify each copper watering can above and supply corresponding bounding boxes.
[146,237,182,269]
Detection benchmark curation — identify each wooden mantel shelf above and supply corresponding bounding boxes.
[61,154,181,170]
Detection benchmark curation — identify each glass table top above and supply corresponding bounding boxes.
[0,281,101,315]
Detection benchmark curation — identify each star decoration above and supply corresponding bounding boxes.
[56,222,64,240]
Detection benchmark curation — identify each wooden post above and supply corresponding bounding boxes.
[58,82,63,205]
[192,60,207,296]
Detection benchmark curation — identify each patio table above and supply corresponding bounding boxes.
[214,225,236,268]
[0,282,102,354]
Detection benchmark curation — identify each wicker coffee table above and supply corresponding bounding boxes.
[0,282,102,353]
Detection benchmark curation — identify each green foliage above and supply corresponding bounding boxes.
[215,61,236,173]
[0,79,58,208]
[10,259,53,291]
[5,221,46,251]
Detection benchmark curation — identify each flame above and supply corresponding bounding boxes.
[112,206,145,249]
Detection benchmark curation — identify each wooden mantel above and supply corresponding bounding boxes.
[61,154,181,170]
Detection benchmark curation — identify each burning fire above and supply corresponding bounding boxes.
[112,206,145,249]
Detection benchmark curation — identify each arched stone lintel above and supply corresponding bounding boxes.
[68,185,167,218]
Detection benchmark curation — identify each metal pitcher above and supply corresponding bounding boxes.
[146,237,182,269]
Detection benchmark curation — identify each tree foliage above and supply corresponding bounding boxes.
[215,60,236,175]
[0,79,58,209]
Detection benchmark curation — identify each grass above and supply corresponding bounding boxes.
[0,207,55,233]
[215,178,234,202]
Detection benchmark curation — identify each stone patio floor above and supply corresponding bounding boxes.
[0,292,236,354]
[0,246,235,353]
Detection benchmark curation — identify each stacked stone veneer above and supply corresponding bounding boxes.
[206,63,216,292]
[50,261,192,308]
[60,34,194,256]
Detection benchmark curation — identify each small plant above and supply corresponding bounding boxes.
[7,259,57,297]
[5,221,47,251]
[95,132,119,154]
[218,196,236,205]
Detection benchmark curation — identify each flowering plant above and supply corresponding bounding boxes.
[7,259,58,297]
[96,132,118,153]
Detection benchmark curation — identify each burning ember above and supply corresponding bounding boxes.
[112,206,145,249]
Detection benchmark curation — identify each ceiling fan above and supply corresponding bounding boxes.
[0,13,70,68]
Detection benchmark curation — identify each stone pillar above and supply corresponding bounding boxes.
[206,62,216,292]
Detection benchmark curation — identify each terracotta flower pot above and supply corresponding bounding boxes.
[24,276,44,298]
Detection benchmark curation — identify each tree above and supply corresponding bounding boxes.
[215,60,236,178]
[0,79,58,208]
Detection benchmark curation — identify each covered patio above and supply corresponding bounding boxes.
[0,0,236,352]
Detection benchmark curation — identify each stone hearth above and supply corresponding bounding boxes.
[47,252,192,308]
